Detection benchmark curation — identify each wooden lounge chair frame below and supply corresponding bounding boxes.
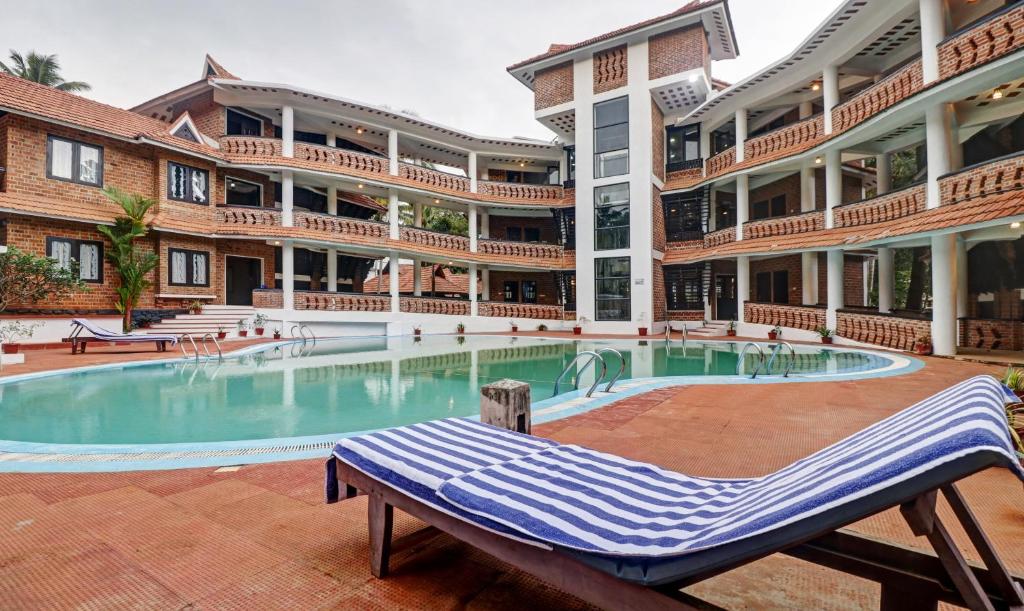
[333,459,1024,611]
[65,323,172,355]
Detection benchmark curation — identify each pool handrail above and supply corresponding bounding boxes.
[765,341,795,377]
[596,347,626,393]
[737,342,766,378]
[553,351,605,398]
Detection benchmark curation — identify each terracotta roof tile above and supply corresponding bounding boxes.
[204,55,240,80]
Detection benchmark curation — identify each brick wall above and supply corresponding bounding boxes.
[534,61,574,111]
[216,239,277,304]
[157,234,218,301]
[652,186,666,252]
[648,24,709,80]
[837,310,930,351]
[750,174,803,216]
[155,150,219,229]
[486,214,558,244]
[0,115,8,192]
[488,271,558,305]
[652,259,667,322]
[960,318,1023,351]
[652,100,665,182]
[750,254,803,304]
[815,252,866,307]
[593,45,628,94]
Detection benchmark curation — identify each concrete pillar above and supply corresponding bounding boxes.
[389,254,400,313]
[413,202,423,227]
[481,268,490,301]
[919,0,946,84]
[469,152,478,193]
[956,236,968,319]
[734,109,747,162]
[825,148,841,228]
[826,249,844,330]
[925,104,953,209]
[326,131,337,147]
[876,152,891,195]
[737,256,749,323]
[699,127,711,177]
[931,233,957,355]
[480,210,490,239]
[412,258,422,296]
[282,241,295,310]
[801,252,818,306]
[800,166,816,212]
[327,250,337,292]
[327,185,338,216]
[735,175,749,240]
[468,203,478,252]
[708,189,717,232]
[798,101,813,120]
[469,263,478,316]
[877,247,894,313]
[388,130,399,176]
[388,189,399,240]
[281,170,294,227]
[281,105,294,158]
[823,65,839,134]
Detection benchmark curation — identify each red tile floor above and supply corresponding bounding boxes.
[0,345,1022,609]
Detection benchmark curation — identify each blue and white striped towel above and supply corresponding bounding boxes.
[436,375,1024,557]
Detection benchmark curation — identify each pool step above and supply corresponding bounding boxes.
[145,306,258,337]
[688,321,729,337]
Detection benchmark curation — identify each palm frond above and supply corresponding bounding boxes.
[55,80,91,92]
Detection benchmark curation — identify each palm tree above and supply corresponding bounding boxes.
[97,187,158,331]
[0,50,90,92]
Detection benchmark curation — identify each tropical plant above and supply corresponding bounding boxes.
[537,323,548,331]
[1003,366,1024,394]
[97,187,158,331]
[236,318,249,331]
[0,50,90,92]
[771,325,782,335]
[253,313,269,328]
[0,320,41,343]
[728,321,737,330]
[456,322,466,334]
[0,246,85,312]
[816,326,834,338]
[187,300,203,314]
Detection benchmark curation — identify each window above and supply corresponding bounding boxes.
[46,237,102,283]
[169,248,210,287]
[594,183,630,250]
[665,265,704,310]
[752,195,787,220]
[503,281,519,302]
[522,281,538,304]
[226,177,263,207]
[226,108,263,136]
[167,162,209,204]
[523,227,541,243]
[594,97,629,178]
[595,257,630,321]
[755,270,789,304]
[666,124,700,172]
[506,227,523,242]
[663,192,704,241]
[564,146,576,185]
[46,136,103,186]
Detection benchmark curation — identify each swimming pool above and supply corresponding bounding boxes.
[0,335,914,452]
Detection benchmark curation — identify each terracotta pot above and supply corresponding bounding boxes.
[2,343,19,354]
[273,333,281,340]
[638,327,648,336]
[216,332,227,340]
[239,330,248,337]
[726,330,737,336]
[915,344,932,355]
[573,326,582,336]
[255,328,265,336]
[511,326,518,333]
[768,332,778,340]
[821,336,833,344]
[414,329,421,336]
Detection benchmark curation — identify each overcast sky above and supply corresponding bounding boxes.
[0,0,844,140]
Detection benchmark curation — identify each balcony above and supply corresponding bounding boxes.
[830,60,923,136]
[744,302,825,332]
[832,183,926,229]
[744,210,824,240]
[478,302,564,320]
[399,296,470,316]
[744,115,826,164]
[703,227,736,249]
[939,3,1024,80]
[939,152,1024,206]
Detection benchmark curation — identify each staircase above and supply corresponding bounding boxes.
[144,305,256,337]
[687,320,730,338]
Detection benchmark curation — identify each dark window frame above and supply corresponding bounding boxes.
[167,162,210,204]
[595,256,631,321]
[225,175,264,207]
[168,248,211,287]
[755,270,790,304]
[45,236,103,283]
[225,108,265,137]
[45,135,104,187]
[666,124,701,172]
[594,182,630,251]
[593,96,630,179]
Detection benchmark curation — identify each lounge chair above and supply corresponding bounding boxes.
[66,318,178,354]
[326,375,1024,610]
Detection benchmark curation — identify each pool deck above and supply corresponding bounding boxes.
[0,337,1022,609]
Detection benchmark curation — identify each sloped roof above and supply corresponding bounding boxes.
[203,54,239,80]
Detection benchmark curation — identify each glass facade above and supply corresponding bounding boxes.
[595,257,631,321]
[594,183,630,250]
[594,97,629,178]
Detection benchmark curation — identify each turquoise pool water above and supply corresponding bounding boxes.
[0,336,899,445]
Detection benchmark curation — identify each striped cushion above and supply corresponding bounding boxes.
[437,375,1024,557]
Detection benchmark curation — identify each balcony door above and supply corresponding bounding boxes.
[715,274,737,321]
[226,255,262,306]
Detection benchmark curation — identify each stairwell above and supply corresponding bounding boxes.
[144,305,256,337]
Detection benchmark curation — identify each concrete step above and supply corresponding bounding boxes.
[153,317,251,324]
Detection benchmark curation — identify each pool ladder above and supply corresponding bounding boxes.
[666,322,687,345]
[290,324,316,344]
[736,341,794,379]
[551,347,625,398]
[178,333,223,362]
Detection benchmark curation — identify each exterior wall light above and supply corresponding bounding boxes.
[993,90,1003,100]
[814,156,822,164]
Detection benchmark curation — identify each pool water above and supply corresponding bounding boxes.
[0,336,896,445]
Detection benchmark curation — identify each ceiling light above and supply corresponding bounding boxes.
[433,198,440,204]
[814,156,822,164]
[356,127,364,134]
[992,90,1003,100]
[1012,222,1021,229]
[519,161,526,167]
[357,183,364,189]
[688,73,699,83]
[272,240,281,245]
[811,82,820,91]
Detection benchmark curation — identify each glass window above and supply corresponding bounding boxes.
[503,281,519,302]
[46,136,103,186]
[595,257,630,321]
[770,195,787,217]
[666,124,700,172]
[564,146,576,183]
[523,227,541,242]
[665,265,704,310]
[522,281,537,304]
[752,195,788,220]
[506,227,523,242]
[594,183,630,250]
[168,248,210,287]
[756,272,772,302]
[167,162,209,204]
[663,192,704,241]
[752,200,770,220]
[226,108,263,136]
[755,270,789,303]
[594,97,629,178]
[226,177,262,207]
[46,237,103,283]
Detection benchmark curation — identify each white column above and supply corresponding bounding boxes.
[877,247,894,313]
[699,127,711,177]
[281,105,294,158]
[801,252,818,306]
[469,263,478,316]
[735,175,749,240]
[326,131,337,147]
[708,189,717,232]
[412,259,422,296]
[481,268,490,302]
[388,189,399,240]
[823,65,839,134]
[480,210,490,239]
[825,148,841,228]
[931,234,957,355]
[468,203,478,252]
[281,170,294,227]
[919,0,946,84]
[862,258,872,307]
[389,254,400,313]
[734,109,747,162]
[826,249,844,330]
[800,166,816,212]
[388,130,399,176]
[798,101,813,120]
[327,250,337,293]
[956,236,968,319]
[413,202,423,227]
[925,104,953,209]
[282,241,295,311]
[327,185,338,216]
[876,152,891,195]
[736,256,749,323]
[469,152,478,193]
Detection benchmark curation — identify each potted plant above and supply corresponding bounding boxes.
[0,321,41,354]
[187,300,204,315]
[273,328,281,340]
[253,313,268,336]
[510,320,518,333]
[1004,367,1024,401]
[637,312,649,337]
[816,326,834,344]
[456,322,466,335]
[914,334,933,356]
[413,325,422,336]
[216,326,227,341]
[726,321,737,337]
[768,325,782,340]
[573,316,587,336]
[537,323,548,331]
[237,319,249,338]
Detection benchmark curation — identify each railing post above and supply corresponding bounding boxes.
[469,152,478,193]
[468,203,478,252]
[388,130,399,176]
[469,263,478,316]
[282,105,294,158]
[480,379,531,434]
[388,189,399,240]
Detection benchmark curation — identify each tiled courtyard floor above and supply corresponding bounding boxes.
[0,346,1022,609]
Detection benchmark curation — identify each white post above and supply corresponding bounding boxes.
[876,153,891,195]
[388,130,399,176]
[412,258,422,296]
[734,109,747,162]
[468,203,478,252]
[282,170,294,227]
[469,152,478,193]
[388,189,399,240]
[389,254,400,313]
[862,258,871,307]
[708,189,717,232]
[481,268,490,302]
[800,166,816,212]
[826,249,844,330]
[327,185,338,216]
[802,252,818,306]
[877,247,894,313]
[282,241,295,311]
[931,234,957,355]
[469,263,478,316]
[825,148,841,228]
[699,127,711,177]
[956,236,968,319]
[326,131,337,147]
[736,256,750,323]
[327,250,337,293]
[480,210,490,239]
[735,174,749,240]
[925,104,953,209]
[281,105,294,158]
[413,202,423,227]
[919,0,946,84]
[798,101,813,120]
[823,65,839,134]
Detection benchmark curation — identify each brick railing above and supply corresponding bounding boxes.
[220,136,282,157]
[833,184,926,228]
[399,163,470,193]
[939,4,1024,80]
[745,302,826,332]
[831,60,924,135]
[665,239,705,251]
[253,289,283,309]
[296,142,389,175]
[705,148,736,179]
[477,302,564,320]
[744,115,825,163]
[478,239,564,260]
[217,206,282,228]
[295,291,390,312]
[399,296,471,316]
[400,226,470,252]
[939,153,1024,206]
[836,310,931,351]
[704,227,736,248]
[668,310,705,321]
[665,166,703,185]
[478,181,563,202]
[960,318,1024,351]
[293,211,388,239]
[744,210,824,240]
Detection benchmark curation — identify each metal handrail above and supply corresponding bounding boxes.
[552,351,604,397]
[201,333,223,361]
[596,348,626,393]
[290,324,316,344]
[764,341,796,377]
[736,342,766,378]
[178,333,201,361]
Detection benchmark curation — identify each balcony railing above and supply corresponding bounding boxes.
[703,226,736,248]
[478,239,564,260]
[478,181,564,202]
[833,183,926,228]
[293,211,388,239]
[836,309,931,351]
[478,302,564,320]
[399,163,470,193]
[400,226,470,252]
[744,210,824,240]
[744,302,825,332]
[744,115,825,162]
[705,148,736,179]
[939,152,1024,206]
[399,296,471,316]
[831,60,924,136]
[295,291,390,312]
[939,3,1024,80]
